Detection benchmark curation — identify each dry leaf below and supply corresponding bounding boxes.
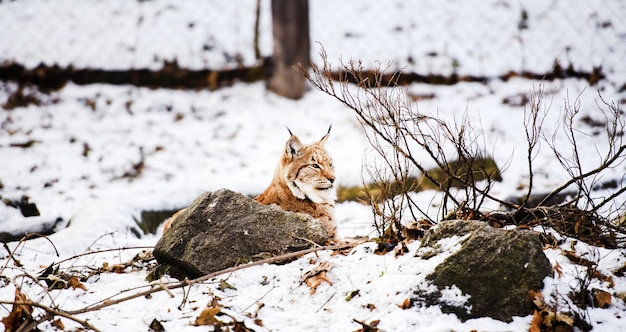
[394,241,409,257]
[209,296,223,309]
[546,312,574,329]
[562,250,594,268]
[101,262,127,273]
[592,270,615,288]
[398,298,411,309]
[232,320,255,332]
[592,288,611,308]
[68,277,88,291]
[527,290,546,310]
[46,274,67,289]
[218,279,237,291]
[353,318,381,332]
[250,302,264,319]
[111,264,127,273]
[305,271,333,295]
[553,262,563,279]
[301,261,335,294]
[529,310,543,332]
[51,318,65,330]
[345,289,360,301]
[614,292,626,302]
[1,289,33,332]
[526,289,575,331]
[149,318,165,332]
[363,303,376,311]
[194,307,221,326]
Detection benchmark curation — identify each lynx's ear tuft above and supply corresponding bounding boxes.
[317,125,332,146]
[285,132,304,159]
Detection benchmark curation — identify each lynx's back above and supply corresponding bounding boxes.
[255,128,337,239]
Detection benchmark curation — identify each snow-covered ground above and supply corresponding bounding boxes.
[1,0,626,331]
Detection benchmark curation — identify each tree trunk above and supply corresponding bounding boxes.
[268,0,310,100]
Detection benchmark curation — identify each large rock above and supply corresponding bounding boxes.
[153,189,331,278]
[416,220,551,322]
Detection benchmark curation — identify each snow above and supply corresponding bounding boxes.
[1,0,626,331]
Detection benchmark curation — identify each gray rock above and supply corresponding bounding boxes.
[416,220,551,322]
[153,189,330,278]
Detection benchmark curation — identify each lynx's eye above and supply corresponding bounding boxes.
[310,163,321,169]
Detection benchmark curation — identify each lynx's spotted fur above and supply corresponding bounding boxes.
[255,128,337,239]
[162,128,337,238]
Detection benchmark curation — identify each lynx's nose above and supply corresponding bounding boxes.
[328,176,335,184]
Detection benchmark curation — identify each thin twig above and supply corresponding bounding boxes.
[241,284,276,313]
[0,300,101,332]
[50,246,154,267]
[66,242,362,315]
[2,242,363,332]
[316,291,336,313]
[538,145,626,207]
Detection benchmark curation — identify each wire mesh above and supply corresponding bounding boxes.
[1,0,625,82]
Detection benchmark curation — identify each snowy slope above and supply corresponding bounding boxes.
[1,0,626,331]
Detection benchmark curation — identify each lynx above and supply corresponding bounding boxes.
[162,128,337,239]
[255,128,337,238]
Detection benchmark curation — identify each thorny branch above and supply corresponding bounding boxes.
[301,45,626,247]
[300,48,509,218]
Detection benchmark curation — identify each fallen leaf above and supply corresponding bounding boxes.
[194,307,221,326]
[146,264,170,282]
[301,261,335,294]
[552,312,574,329]
[218,279,237,291]
[362,303,376,311]
[149,318,164,332]
[305,271,333,295]
[394,241,409,257]
[527,289,575,331]
[593,288,611,308]
[353,318,381,332]
[541,310,574,330]
[68,277,88,291]
[591,270,615,288]
[111,264,127,273]
[614,292,626,302]
[527,290,546,310]
[398,298,412,309]
[562,250,595,268]
[553,262,563,279]
[51,318,65,330]
[529,310,543,332]
[46,274,67,289]
[345,289,360,301]
[232,320,255,332]
[209,296,223,309]
[135,250,154,262]
[1,289,33,331]
[251,302,264,318]
[100,262,127,273]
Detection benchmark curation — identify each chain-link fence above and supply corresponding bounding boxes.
[2,0,625,83]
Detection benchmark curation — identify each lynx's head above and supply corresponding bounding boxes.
[281,127,336,204]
